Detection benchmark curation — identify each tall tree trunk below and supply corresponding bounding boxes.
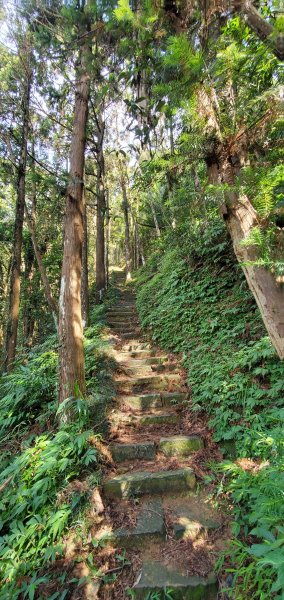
[58,38,90,406]
[208,152,284,359]
[105,187,110,288]
[23,233,35,345]
[95,121,106,303]
[23,142,37,344]
[225,195,284,358]
[81,188,89,327]
[4,52,31,372]
[120,174,132,281]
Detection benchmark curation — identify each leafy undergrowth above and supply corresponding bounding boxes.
[135,220,284,599]
[0,303,115,599]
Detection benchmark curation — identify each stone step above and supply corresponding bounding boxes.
[121,392,187,410]
[172,508,220,540]
[108,317,138,324]
[131,562,218,599]
[119,365,178,379]
[113,500,165,547]
[159,435,204,457]
[136,412,179,426]
[121,362,177,374]
[110,435,203,463]
[115,302,136,308]
[119,365,160,378]
[125,349,156,358]
[120,332,141,339]
[110,410,179,428]
[110,441,156,462]
[107,308,137,319]
[125,344,152,352]
[109,324,140,332]
[122,356,168,366]
[103,467,196,499]
[116,373,183,393]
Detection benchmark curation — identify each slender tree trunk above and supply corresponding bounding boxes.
[105,187,110,288]
[58,38,90,406]
[149,197,161,237]
[81,188,89,327]
[24,201,58,328]
[95,123,106,303]
[136,223,145,266]
[23,234,35,345]
[4,54,31,372]
[120,175,132,281]
[23,142,37,344]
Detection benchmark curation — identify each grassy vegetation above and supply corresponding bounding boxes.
[0,301,115,599]
[135,220,284,599]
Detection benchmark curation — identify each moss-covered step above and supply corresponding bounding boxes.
[113,499,165,547]
[131,562,218,599]
[136,412,179,426]
[122,392,187,410]
[116,374,183,393]
[153,363,177,373]
[103,467,196,499]
[109,411,179,427]
[110,441,156,462]
[159,435,204,457]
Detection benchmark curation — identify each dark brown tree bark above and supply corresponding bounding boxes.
[105,187,110,288]
[95,118,106,303]
[58,37,91,406]
[81,188,89,327]
[23,233,35,345]
[120,170,132,281]
[4,50,32,372]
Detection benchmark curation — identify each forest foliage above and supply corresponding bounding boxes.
[0,0,283,598]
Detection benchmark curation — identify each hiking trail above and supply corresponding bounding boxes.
[97,270,227,599]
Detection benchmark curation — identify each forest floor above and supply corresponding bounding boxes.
[84,270,233,600]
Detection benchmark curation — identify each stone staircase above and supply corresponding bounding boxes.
[102,271,220,599]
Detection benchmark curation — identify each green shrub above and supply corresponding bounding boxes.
[0,421,98,599]
[0,304,112,598]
